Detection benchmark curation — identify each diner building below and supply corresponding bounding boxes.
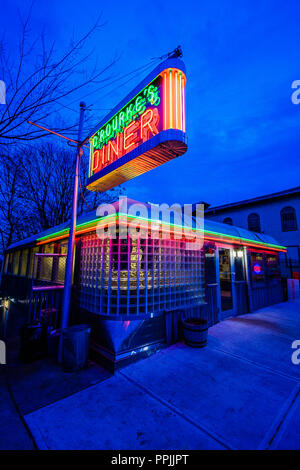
[1,198,286,370]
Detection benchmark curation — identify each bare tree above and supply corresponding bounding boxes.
[21,143,121,229]
[0,4,117,144]
[0,151,24,252]
[0,143,123,254]
[0,5,125,254]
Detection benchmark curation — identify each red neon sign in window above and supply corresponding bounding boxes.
[253,263,262,274]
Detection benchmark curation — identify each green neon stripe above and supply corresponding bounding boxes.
[123,215,285,249]
[37,219,100,241]
[37,212,286,251]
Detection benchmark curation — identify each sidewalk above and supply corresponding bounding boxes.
[0,337,111,450]
[2,299,300,450]
[0,372,35,450]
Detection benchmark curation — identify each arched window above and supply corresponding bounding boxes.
[281,206,297,232]
[248,213,261,232]
[223,217,233,225]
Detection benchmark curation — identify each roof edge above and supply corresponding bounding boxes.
[205,186,300,214]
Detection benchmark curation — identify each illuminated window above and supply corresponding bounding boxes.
[39,244,55,280]
[5,253,13,274]
[58,243,68,283]
[266,254,280,280]
[204,242,216,284]
[248,213,261,233]
[12,251,20,275]
[4,254,9,273]
[250,252,264,282]
[20,249,29,276]
[57,246,67,284]
[235,252,245,281]
[223,217,233,225]
[28,247,40,278]
[281,206,297,232]
[60,243,68,254]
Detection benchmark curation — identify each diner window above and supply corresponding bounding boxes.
[281,206,297,232]
[250,252,265,283]
[56,243,68,283]
[223,217,233,225]
[5,253,13,273]
[20,249,29,276]
[12,251,20,275]
[39,244,55,280]
[4,254,9,273]
[28,247,40,278]
[60,243,68,254]
[234,252,245,281]
[266,254,280,280]
[204,242,216,284]
[248,213,261,233]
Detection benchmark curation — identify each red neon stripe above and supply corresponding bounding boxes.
[36,218,286,253]
[28,121,89,148]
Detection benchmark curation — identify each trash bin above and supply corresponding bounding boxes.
[20,323,48,363]
[62,324,91,371]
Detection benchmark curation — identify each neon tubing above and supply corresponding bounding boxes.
[169,69,172,129]
[35,213,286,252]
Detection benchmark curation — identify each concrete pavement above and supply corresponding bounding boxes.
[0,373,35,450]
[0,336,111,450]
[23,299,300,450]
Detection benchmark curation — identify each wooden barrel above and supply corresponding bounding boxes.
[182,318,208,348]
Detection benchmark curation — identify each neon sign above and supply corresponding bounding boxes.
[253,263,262,274]
[91,108,160,174]
[92,84,160,150]
[86,58,187,192]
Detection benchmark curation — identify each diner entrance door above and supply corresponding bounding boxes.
[217,247,236,319]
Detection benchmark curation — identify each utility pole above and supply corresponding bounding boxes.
[58,101,86,363]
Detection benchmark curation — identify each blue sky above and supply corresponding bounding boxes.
[1,0,300,206]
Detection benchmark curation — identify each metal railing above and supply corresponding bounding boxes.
[28,253,66,329]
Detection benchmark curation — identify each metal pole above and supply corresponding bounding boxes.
[58,101,86,363]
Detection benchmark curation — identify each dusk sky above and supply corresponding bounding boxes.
[2,0,300,207]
